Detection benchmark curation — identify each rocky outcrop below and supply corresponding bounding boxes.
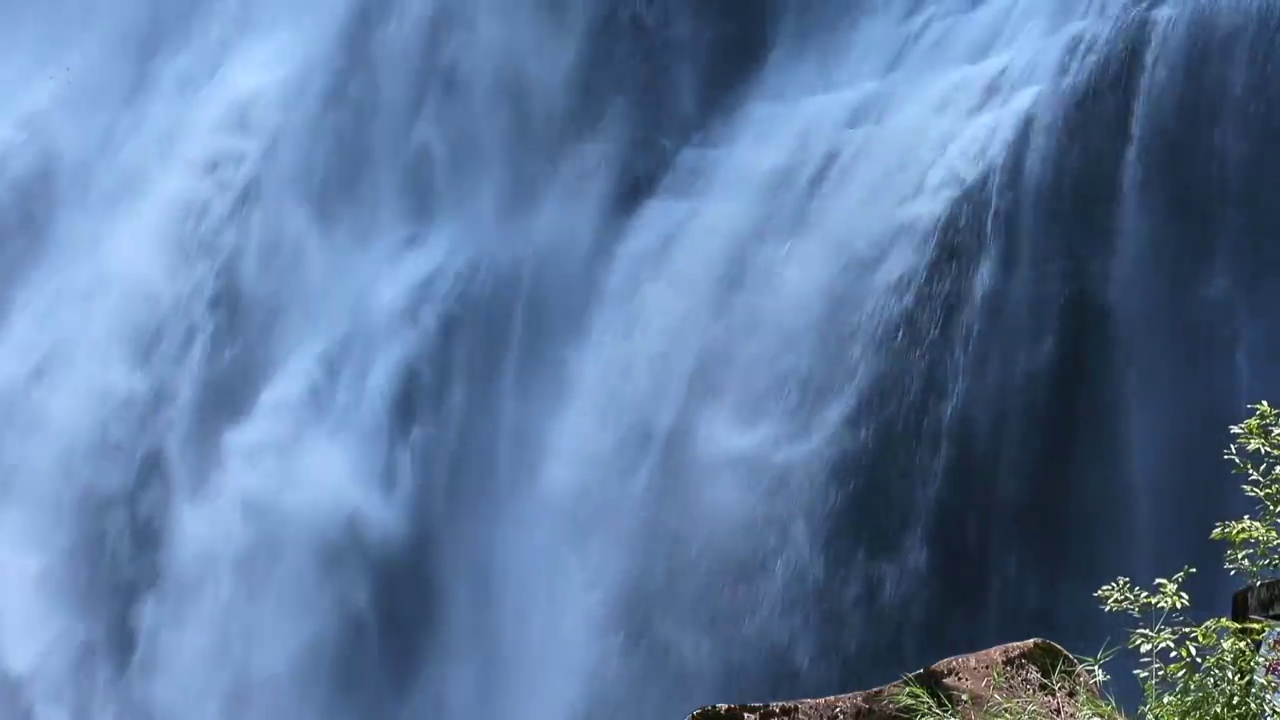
[687,639,1101,720]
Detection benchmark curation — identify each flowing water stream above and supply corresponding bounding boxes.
[2,1,1279,718]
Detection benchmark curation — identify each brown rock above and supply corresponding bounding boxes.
[687,639,1104,720]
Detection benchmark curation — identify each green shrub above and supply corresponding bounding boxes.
[1095,401,1280,720]
[892,402,1280,719]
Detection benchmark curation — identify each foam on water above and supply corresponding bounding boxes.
[1,1,1256,718]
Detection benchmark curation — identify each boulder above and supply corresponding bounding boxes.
[687,639,1103,720]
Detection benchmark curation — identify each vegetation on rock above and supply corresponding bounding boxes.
[893,402,1280,719]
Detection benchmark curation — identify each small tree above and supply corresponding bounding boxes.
[888,404,1280,720]
[1096,402,1280,720]
[1211,401,1280,583]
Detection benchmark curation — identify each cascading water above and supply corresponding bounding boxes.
[2,1,1279,718]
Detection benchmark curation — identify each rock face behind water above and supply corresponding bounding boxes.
[687,639,1099,720]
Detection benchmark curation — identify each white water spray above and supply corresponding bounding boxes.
[0,2,1175,719]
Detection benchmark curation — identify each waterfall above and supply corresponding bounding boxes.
[2,1,1278,718]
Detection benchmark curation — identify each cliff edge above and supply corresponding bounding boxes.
[687,639,1102,720]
